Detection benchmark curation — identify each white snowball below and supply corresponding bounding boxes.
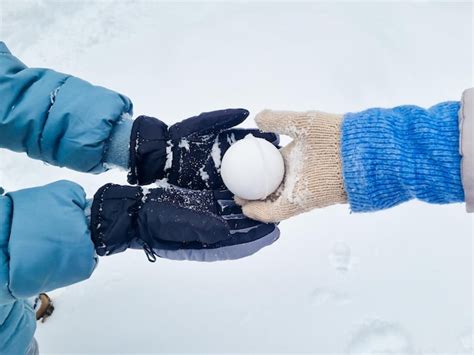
[221,135,284,200]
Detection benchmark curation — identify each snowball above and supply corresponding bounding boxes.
[220,135,284,200]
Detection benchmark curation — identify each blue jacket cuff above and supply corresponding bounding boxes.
[5,181,97,298]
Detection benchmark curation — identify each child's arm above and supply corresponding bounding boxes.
[0,41,132,173]
[0,42,279,188]
[0,181,97,301]
[0,181,96,355]
[0,177,279,353]
[0,177,279,302]
[238,92,472,222]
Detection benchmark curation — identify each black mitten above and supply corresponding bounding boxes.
[90,183,279,262]
[128,109,279,188]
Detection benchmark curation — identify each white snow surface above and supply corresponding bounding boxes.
[0,1,472,354]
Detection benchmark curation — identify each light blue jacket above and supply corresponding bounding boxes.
[0,42,132,355]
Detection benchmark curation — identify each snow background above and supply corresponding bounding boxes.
[0,1,473,353]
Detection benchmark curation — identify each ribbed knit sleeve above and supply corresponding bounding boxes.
[104,116,133,169]
[341,102,465,212]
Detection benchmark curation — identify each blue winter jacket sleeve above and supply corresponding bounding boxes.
[0,41,128,354]
[341,101,465,212]
[0,41,133,173]
[0,181,97,355]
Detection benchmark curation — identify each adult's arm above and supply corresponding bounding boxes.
[239,91,472,222]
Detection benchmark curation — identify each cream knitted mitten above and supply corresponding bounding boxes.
[236,110,347,223]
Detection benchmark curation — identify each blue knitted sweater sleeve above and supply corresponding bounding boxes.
[341,102,464,212]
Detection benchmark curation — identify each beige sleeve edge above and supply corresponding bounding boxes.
[459,88,474,212]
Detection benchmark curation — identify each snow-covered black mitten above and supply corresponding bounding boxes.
[90,183,279,262]
[128,109,279,189]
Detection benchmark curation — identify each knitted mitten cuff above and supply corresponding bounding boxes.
[103,116,133,170]
[300,111,347,208]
